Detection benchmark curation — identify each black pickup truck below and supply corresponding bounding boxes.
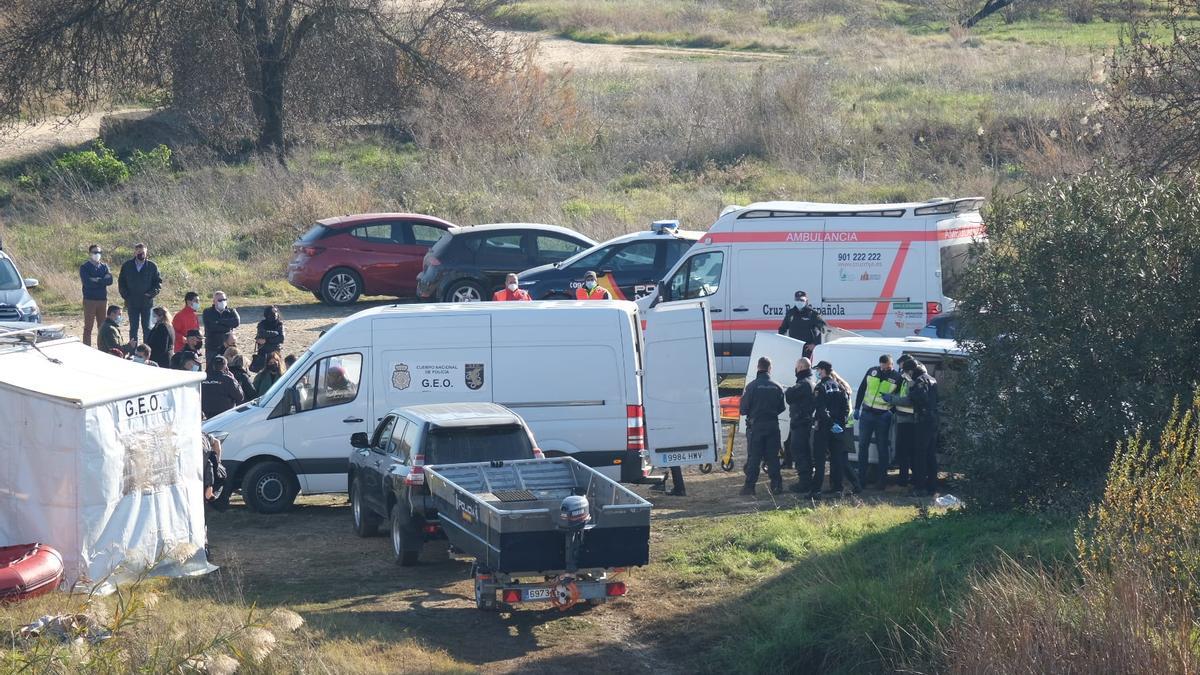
[346,402,542,565]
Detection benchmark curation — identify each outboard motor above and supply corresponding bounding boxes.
[559,495,591,573]
[559,495,590,531]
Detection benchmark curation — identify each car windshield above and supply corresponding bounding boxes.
[254,349,313,406]
[0,258,21,291]
[426,424,533,464]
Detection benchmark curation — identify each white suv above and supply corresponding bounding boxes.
[0,248,41,323]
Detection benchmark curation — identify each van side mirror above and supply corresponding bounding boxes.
[23,278,38,289]
[350,432,370,448]
[650,281,667,307]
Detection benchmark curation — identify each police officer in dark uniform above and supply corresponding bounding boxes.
[739,356,786,496]
[786,357,819,496]
[814,360,862,496]
[886,357,939,496]
[778,290,827,358]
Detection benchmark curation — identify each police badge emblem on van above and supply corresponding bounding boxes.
[465,363,484,390]
[392,364,411,390]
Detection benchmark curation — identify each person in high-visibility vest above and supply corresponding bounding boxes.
[885,356,940,496]
[889,354,918,488]
[575,271,611,300]
[493,273,531,301]
[853,354,902,490]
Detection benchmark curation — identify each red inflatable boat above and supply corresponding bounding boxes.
[0,543,64,602]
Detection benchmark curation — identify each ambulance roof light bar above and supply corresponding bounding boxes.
[651,219,680,234]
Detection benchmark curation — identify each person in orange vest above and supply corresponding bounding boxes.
[576,271,611,300]
[493,273,531,301]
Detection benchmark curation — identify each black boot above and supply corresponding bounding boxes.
[739,485,756,496]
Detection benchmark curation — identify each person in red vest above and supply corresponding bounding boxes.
[493,273,531,301]
[576,271,611,300]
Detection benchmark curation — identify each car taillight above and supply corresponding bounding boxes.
[926,301,942,319]
[422,524,439,534]
[298,246,323,257]
[626,405,645,452]
[405,454,426,486]
[533,447,545,459]
[606,582,627,597]
[424,254,441,267]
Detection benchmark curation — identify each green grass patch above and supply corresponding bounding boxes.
[655,506,1073,674]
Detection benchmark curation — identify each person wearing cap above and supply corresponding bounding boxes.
[201,355,244,419]
[884,357,940,496]
[173,291,202,352]
[117,242,162,344]
[778,290,826,358]
[171,330,204,369]
[786,357,819,496]
[493,273,531,301]
[854,354,902,490]
[576,271,612,300]
[79,243,113,347]
[813,360,861,496]
[738,356,786,496]
[888,354,918,487]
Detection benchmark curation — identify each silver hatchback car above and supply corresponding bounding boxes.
[0,247,41,323]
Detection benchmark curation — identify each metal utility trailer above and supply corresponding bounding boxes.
[424,457,651,611]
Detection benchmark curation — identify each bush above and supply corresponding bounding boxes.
[128,144,172,175]
[52,141,130,187]
[950,170,1200,509]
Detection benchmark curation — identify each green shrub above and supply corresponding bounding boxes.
[950,170,1200,509]
[53,141,130,187]
[128,144,172,175]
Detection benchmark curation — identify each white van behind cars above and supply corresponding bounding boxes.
[640,197,985,375]
[203,300,720,513]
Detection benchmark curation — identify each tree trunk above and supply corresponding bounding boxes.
[964,0,1016,27]
[257,59,287,159]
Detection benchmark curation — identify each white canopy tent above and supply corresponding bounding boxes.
[0,332,213,590]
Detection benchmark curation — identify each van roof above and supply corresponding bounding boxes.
[398,402,524,429]
[359,299,638,319]
[728,197,984,218]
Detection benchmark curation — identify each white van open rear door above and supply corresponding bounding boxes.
[642,301,721,467]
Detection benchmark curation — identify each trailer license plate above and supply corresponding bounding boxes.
[526,588,551,600]
[659,450,703,464]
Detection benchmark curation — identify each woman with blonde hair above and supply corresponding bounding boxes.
[147,306,175,368]
[253,351,284,397]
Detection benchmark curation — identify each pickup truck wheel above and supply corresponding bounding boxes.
[350,479,380,537]
[241,461,299,514]
[391,504,420,566]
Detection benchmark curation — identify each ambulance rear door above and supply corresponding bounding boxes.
[641,300,721,468]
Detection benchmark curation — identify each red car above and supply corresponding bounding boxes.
[288,213,456,305]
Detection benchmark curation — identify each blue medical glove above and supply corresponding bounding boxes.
[832,424,844,434]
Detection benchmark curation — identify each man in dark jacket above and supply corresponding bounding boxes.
[777,290,826,358]
[739,356,786,496]
[171,331,204,370]
[117,242,162,344]
[202,291,240,368]
[97,305,126,355]
[79,243,113,347]
[814,361,861,495]
[886,358,940,496]
[786,357,819,496]
[201,355,244,419]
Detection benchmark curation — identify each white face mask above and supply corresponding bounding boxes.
[190,364,201,372]
[215,300,227,311]
[506,283,518,292]
[189,301,200,311]
[132,356,145,363]
[584,280,597,290]
[90,253,102,262]
[795,301,806,309]
[114,315,124,325]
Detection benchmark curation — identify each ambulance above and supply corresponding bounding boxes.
[639,197,985,375]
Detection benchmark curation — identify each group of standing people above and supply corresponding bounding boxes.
[739,351,940,498]
[491,271,612,301]
[79,242,291,419]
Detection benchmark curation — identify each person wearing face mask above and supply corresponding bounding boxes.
[131,343,159,367]
[813,360,861,496]
[252,305,286,371]
[492,273,531,301]
[117,242,163,344]
[173,350,202,373]
[97,305,127,355]
[786,357,820,496]
[202,291,241,368]
[201,355,245,419]
[854,354,902,491]
[79,243,114,347]
[146,306,175,368]
[738,356,786,496]
[173,291,202,352]
[171,330,204,369]
[575,271,612,300]
[778,291,827,358]
[884,357,939,496]
[887,354,918,488]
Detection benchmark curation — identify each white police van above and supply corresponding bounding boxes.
[203,300,721,513]
[639,198,985,375]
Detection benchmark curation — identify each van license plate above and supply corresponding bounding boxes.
[659,451,704,464]
[525,588,551,600]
